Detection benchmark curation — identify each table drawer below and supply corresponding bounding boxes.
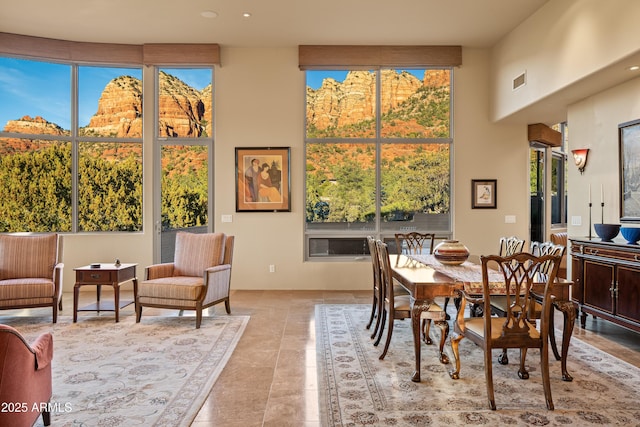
[76,270,117,283]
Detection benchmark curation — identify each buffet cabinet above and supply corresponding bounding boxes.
[570,237,640,333]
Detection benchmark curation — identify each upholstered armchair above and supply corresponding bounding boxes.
[0,324,54,426]
[136,232,234,329]
[0,234,64,322]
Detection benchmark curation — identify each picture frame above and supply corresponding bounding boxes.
[471,179,497,209]
[619,119,640,222]
[235,147,291,212]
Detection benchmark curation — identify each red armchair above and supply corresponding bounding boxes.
[0,324,53,427]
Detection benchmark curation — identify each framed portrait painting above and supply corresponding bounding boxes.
[619,119,640,222]
[235,147,291,212]
[471,179,497,209]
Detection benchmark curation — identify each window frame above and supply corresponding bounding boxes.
[303,67,454,261]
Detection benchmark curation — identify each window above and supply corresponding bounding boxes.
[305,69,453,259]
[0,56,143,232]
[551,123,568,227]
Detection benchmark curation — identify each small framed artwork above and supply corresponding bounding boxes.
[472,179,497,209]
[235,147,291,212]
[619,119,640,222]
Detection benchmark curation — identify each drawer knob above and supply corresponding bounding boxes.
[90,274,100,279]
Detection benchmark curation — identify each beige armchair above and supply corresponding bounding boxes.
[0,233,64,322]
[136,232,234,329]
[0,324,54,426]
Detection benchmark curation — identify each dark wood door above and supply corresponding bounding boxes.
[617,265,640,323]
[584,260,615,314]
[571,255,583,303]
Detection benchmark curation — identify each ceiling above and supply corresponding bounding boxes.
[1,0,548,47]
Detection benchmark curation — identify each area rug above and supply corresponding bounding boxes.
[1,314,249,427]
[316,304,640,426]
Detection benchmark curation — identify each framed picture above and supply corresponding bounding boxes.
[235,147,291,212]
[619,119,640,222]
[471,179,497,209]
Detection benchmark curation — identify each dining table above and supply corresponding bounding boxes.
[390,254,576,383]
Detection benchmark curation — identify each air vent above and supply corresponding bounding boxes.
[513,72,526,90]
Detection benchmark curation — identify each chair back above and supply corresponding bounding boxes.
[367,236,382,291]
[376,240,396,304]
[530,241,565,275]
[498,236,525,257]
[394,232,435,255]
[480,252,561,342]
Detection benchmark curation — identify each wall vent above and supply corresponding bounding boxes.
[512,72,526,90]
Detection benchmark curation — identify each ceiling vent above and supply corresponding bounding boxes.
[513,71,526,90]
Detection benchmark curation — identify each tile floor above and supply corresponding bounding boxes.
[8,289,640,426]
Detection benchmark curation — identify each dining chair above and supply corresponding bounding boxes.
[375,240,448,362]
[449,251,561,410]
[491,240,566,364]
[365,236,384,338]
[470,236,526,317]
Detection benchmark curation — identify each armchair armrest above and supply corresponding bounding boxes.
[30,333,53,371]
[145,263,175,280]
[203,264,232,303]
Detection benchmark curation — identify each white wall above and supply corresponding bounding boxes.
[60,46,533,292]
[567,75,640,240]
[490,0,640,123]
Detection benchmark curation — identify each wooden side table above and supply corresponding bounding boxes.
[73,263,138,323]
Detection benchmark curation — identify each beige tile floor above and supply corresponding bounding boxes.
[8,289,640,426]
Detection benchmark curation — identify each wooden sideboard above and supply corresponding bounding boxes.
[570,237,640,333]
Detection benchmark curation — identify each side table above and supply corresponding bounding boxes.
[73,263,138,323]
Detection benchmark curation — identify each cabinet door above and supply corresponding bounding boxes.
[584,260,615,314]
[617,265,640,324]
[571,256,583,303]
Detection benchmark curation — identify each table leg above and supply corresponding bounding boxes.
[409,298,440,382]
[113,283,120,323]
[553,300,576,382]
[96,284,102,313]
[73,284,80,323]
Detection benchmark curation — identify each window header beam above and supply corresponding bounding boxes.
[298,45,462,70]
[0,32,220,65]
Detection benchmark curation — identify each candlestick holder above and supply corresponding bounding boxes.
[601,202,604,224]
[589,202,593,240]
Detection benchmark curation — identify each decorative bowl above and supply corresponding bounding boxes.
[620,226,640,244]
[433,240,469,265]
[593,223,620,241]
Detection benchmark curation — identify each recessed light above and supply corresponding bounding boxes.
[629,65,640,71]
[201,10,218,18]
[242,12,252,18]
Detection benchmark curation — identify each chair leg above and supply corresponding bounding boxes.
[422,319,433,344]
[42,410,51,426]
[498,348,509,365]
[52,303,58,324]
[442,297,451,320]
[484,346,497,410]
[379,316,394,360]
[196,308,202,329]
[135,304,142,323]
[449,334,463,379]
[541,344,554,410]
[366,294,377,330]
[373,309,386,346]
[434,320,450,364]
[518,347,530,379]
[224,298,231,314]
[371,295,384,339]
[549,306,561,360]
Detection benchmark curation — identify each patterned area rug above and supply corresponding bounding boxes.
[1,314,249,427]
[316,304,640,426]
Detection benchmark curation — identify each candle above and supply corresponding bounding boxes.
[589,184,591,203]
[601,185,604,204]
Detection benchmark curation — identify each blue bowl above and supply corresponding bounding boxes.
[620,226,640,244]
[593,223,620,241]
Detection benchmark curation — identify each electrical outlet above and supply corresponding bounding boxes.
[269,264,275,273]
[221,214,233,223]
[505,215,516,224]
[571,216,582,226]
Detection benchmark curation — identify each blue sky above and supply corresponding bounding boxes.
[306,69,425,90]
[0,57,210,130]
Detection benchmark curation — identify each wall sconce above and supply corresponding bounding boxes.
[571,148,589,174]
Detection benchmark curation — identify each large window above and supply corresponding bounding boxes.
[0,57,143,232]
[305,69,453,259]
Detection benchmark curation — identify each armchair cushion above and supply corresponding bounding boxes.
[173,232,226,277]
[0,234,58,280]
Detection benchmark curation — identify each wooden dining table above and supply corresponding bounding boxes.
[390,254,576,383]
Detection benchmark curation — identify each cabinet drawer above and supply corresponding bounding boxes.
[76,270,116,283]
